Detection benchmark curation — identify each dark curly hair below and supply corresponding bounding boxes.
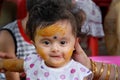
[26,0,73,12]
[26,0,85,39]
[26,0,77,41]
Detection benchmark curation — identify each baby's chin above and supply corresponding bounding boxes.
[45,60,68,68]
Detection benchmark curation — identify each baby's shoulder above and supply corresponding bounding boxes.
[24,54,42,70]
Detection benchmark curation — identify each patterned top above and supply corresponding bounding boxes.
[24,54,93,80]
[75,0,104,37]
[3,20,36,59]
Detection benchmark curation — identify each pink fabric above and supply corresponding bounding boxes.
[90,56,120,65]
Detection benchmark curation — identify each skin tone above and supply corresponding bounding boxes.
[34,20,76,68]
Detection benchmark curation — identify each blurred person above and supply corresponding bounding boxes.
[0,0,37,80]
[104,0,120,55]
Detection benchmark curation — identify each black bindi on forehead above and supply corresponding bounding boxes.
[53,36,57,39]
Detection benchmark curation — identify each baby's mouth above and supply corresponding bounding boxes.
[50,55,62,59]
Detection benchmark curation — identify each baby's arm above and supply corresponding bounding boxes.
[0,59,24,72]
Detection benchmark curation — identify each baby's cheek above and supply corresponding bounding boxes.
[65,49,73,60]
[36,48,47,60]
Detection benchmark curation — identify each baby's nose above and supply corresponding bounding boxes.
[51,43,60,52]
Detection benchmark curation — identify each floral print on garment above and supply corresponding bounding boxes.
[24,54,93,80]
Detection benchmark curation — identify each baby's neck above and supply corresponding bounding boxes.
[44,59,73,69]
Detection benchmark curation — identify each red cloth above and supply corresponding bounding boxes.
[3,0,27,19]
[93,0,112,7]
[88,36,98,56]
[16,0,27,19]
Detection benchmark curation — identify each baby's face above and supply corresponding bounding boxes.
[34,20,76,68]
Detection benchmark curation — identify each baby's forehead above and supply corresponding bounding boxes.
[36,21,73,37]
[36,25,65,37]
[38,20,72,28]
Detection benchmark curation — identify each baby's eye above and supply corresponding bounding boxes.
[60,41,67,45]
[42,40,50,45]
